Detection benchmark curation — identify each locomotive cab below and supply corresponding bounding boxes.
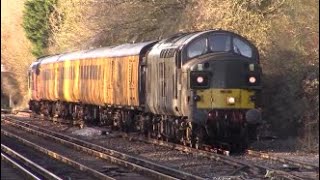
[145,29,262,150]
[181,31,262,148]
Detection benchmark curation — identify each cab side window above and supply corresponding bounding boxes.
[187,38,207,59]
[233,37,253,58]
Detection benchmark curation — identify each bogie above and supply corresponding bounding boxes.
[28,29,261,152]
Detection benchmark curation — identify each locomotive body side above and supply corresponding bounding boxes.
[145,44,182,116]
[28,29,261,150]
[145,30,262,148]
[145,32,201,117]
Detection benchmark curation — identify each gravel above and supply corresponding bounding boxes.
[10,113,320,179]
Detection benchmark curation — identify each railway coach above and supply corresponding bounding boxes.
[28,29,262,150]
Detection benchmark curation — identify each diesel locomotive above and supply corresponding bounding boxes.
[28,29,262,150]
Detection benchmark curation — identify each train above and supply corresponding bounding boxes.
[28,29,262,150]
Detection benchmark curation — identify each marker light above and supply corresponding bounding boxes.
[249,76,256,83]
[193,95,201,101]
[197,76,204,83]
[227,97,235,104]
[249,64,255,71]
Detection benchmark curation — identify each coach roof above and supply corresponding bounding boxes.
[56,41,156,62]
[80,41,156,59]
[40,54,62,65]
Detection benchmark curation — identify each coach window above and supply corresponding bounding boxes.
[85,66,88,79]
[94,66,98,79]
[187,37,207,59]
[233,37,253,58]
[208,34,231,52]
[88,66,91,79]
[82,66,85,79]
[97,66,100,80]
[70,66,73,80]
[81,66,83,79]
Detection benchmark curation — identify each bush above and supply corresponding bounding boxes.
[22,0,57,57]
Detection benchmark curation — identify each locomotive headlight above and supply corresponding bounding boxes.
[249,76,256,84]
[227,97,236,104]
[197,76,204,83]
[190,71,210,89]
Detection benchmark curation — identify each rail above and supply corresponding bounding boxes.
[3,114,317,180]
[246,149,319,171]
[2,116,204,180]
[1,130,116,180]
[1,144,62,180]
[122,134,312,180]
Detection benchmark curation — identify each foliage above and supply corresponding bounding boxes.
[261,0,319,151]
[45,0,320,150]
[22,0,58,57]
[179,0,318,150]
[47,0,188,53]
[1,0,35,108]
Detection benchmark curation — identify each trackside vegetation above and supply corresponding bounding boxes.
[22,0,58,57]
[1,0,318,152]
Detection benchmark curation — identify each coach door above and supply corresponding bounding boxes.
[34,65,40,100]
[30,70,36,99]
[128,56,139,107]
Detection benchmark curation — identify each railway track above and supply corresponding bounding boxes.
[1,128,128,179]
[1,144,62,180]
[2,115,249,179]
[122,133,319,180]
[124,133,319,170]
[65,113,318,175]
[246,149,319,172]
[1,115,205,180]
[3,113,319,179]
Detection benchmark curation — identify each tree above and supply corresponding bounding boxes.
[23,0,57,57]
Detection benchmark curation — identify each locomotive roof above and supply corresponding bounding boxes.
[156,31,201,48]
[154,29,250,49]
[147,30,208,55]
[148,29,259,60]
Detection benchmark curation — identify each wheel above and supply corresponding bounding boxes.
[230,126,249,153]
[193,125,206,149]
[79,122,84,129]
